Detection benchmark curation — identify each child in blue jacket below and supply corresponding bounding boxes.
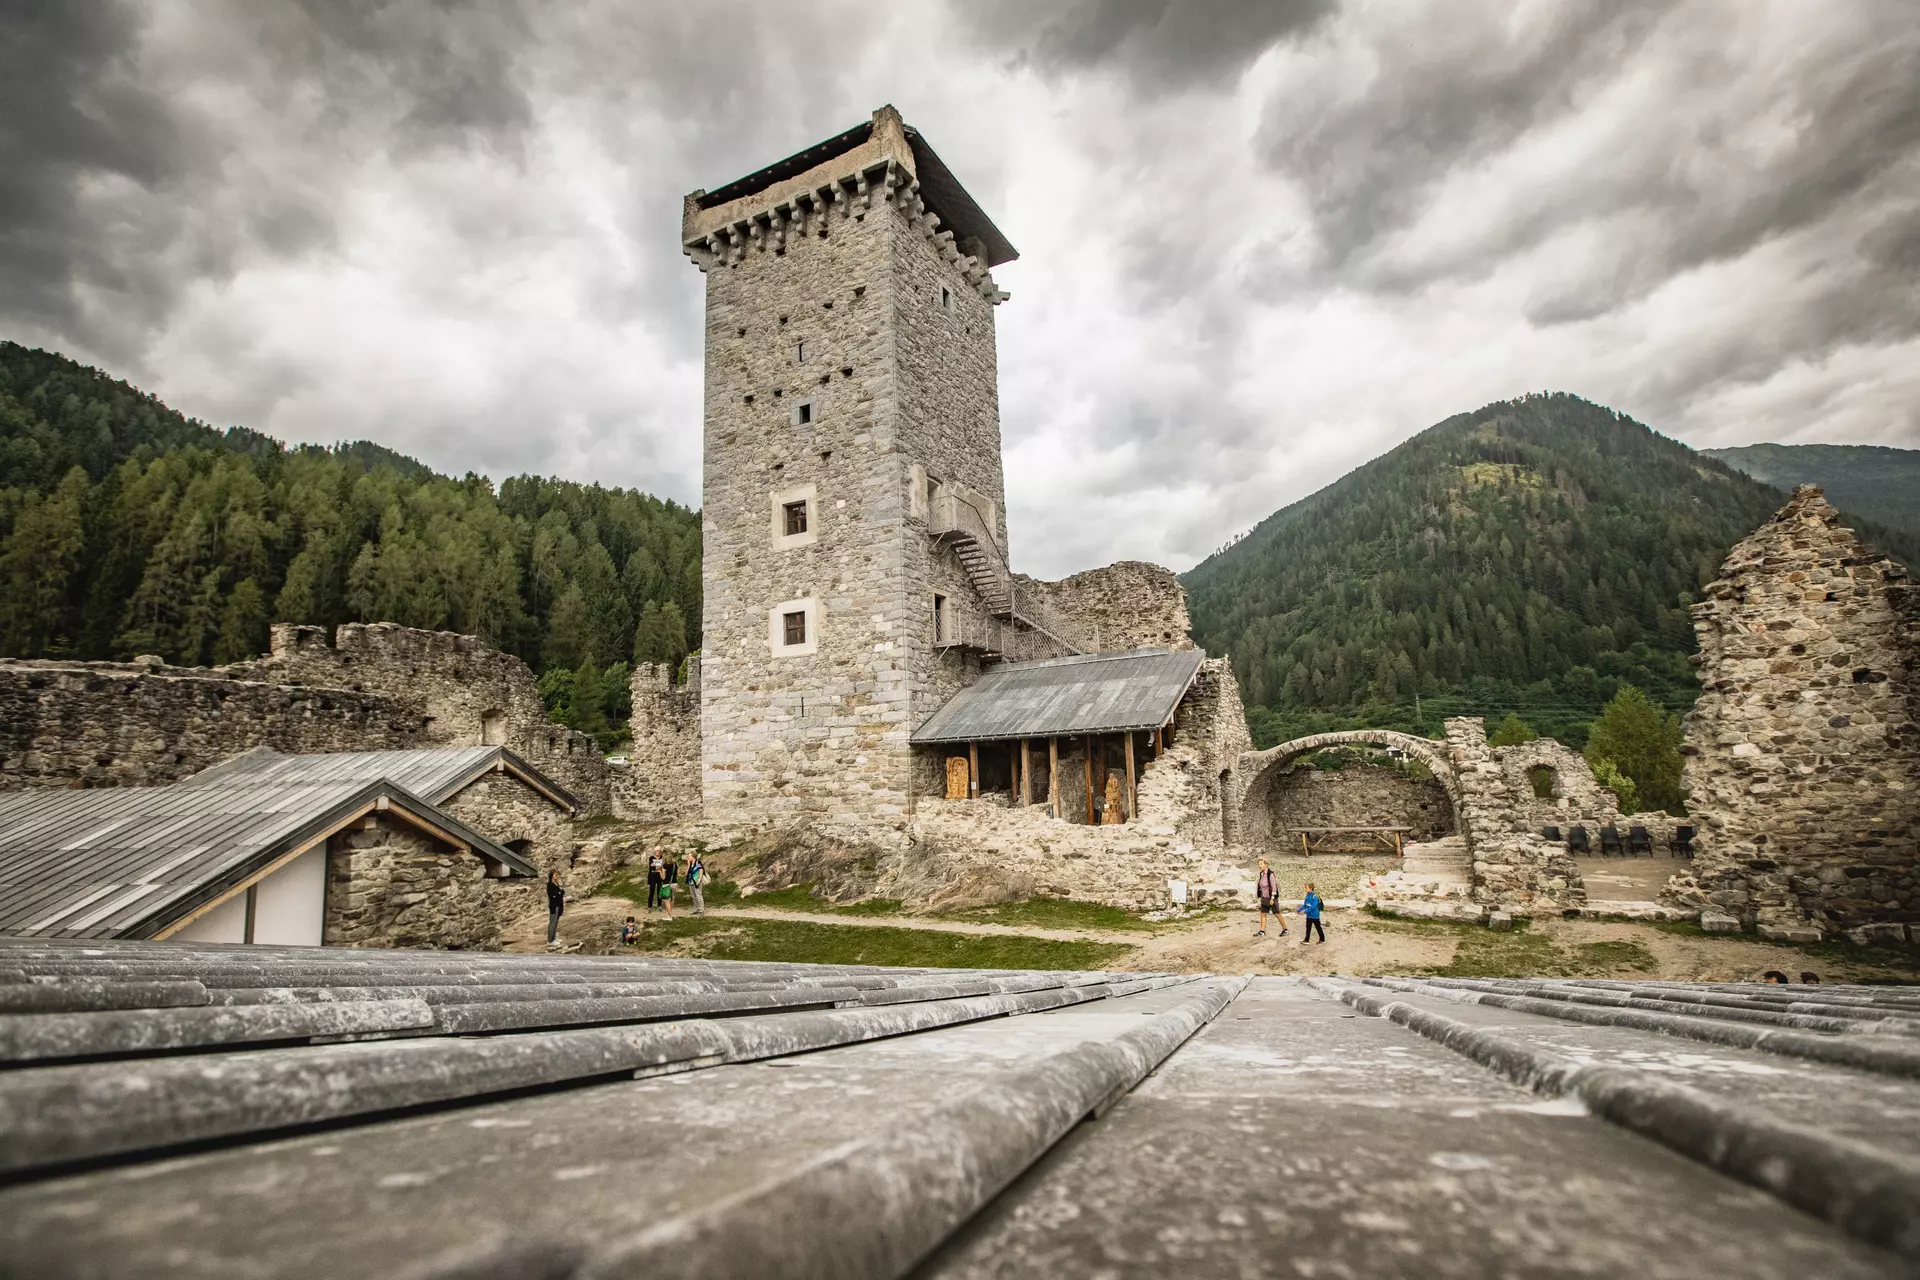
[1300,883,1325,944]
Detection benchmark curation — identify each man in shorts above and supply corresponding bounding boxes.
[1255,859,1287,938]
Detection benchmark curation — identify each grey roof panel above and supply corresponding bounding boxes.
[910,648,1206,744]
[179,744,581,813]
[0,778,533,941]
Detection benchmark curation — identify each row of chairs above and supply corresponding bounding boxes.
[1543,824,1695,858]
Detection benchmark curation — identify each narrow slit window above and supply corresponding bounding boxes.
[783,610,808,647]
[783,500,808,537]
[933,594,947,642]
[940,285,952,310]
[796,340,806,363]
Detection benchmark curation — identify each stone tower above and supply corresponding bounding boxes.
[1678,486,1919,938]
[683,106,1080,832]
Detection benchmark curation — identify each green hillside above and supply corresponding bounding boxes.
[0,343,701,738]
[1183,393,1917,750]
[1703,442,1920,539]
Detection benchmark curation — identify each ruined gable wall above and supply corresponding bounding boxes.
[0,657,426,789]
[323,814,497,950]
[614,661,702,821]
[1497,738,1621,835]
[439,768,579,935]
[1014,561,1194,653]
[240,623,611,813]
[1673,486,1919,936]
[1445,718,1582,909]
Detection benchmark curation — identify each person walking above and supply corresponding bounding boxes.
[645,850,664,912]
[1254,859,1287,938]
[546,871,565,945]
[687,853,707,916]
[1299,882,1325,944]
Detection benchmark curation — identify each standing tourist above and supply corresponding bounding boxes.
[687,853,707,916]
[1255,859,1287,938]
[646,849,664,912]
[1299,883,1325,945]
[546,871,565,945]
[659,854,676,921]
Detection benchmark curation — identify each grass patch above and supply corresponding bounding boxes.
[1575,940,1656,971]
[626,916,1132,970]
[942,898,1154,933]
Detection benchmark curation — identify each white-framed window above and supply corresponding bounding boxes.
[768,596,819,657]
[770,483,818,549]
[792,397,817,427]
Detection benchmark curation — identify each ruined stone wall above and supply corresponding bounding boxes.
[322,815,496,950]
[0,656,425,789]
[438,769,578,933]
[1497,738,1621,835]
[1015,562,1194,653]
[614,661,703,822]
[1672,487,1919,938]
[244,623,611,812]
[1445,718,1583,910]
[695,118,1006,838]
[1247,764,1454,855]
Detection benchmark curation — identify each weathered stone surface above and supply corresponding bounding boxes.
[1701,911,1743,933]
[1670,486,1918,935]
[1757,922,1824,944]
[614,661,700,821]
[1012,561,1192,653]
[0,621,614,814]
[1488,910,1514,930]
[323,814,495,951]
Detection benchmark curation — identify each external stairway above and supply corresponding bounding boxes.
[929,490,1092,659]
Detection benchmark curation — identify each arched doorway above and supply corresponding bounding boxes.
[1232,730,1463,859]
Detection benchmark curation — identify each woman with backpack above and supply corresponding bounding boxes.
[686,854,707,916]
[1255,859,1287,938]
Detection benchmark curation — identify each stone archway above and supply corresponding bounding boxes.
[1231,730,1463,858]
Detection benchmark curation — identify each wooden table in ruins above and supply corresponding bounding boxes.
[1294,826,1413,857]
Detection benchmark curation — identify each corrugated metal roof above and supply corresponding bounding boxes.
[179,745,580,813]
[0,778,532,941]
[910,648,1205,744]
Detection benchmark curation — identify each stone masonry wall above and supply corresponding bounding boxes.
[323,814,496,950]
[695,111,1007,838]
[1498,737,1621,836]
[243,623,611,812]
[1445,718,1583,910]
[1671,486,1919,937]
[438,769,579,934]
[1249,764,1454,855]
[1015,562,1194,653]
[0,656,425,789]
[614,661,703,822]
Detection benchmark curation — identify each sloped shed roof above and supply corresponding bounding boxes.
[910,648,1205,745]
[0,777,531,941]
[180,745,581,814]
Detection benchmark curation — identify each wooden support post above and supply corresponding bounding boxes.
[1124,731,1137,823]
[968,741,980,798]
[1084,735,1095,825]
[1019,738,1031,807]
[1150,725,1160,761]
[1049,736,1060,819]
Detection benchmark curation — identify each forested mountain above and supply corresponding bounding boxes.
[1704,442,1920,539]
[0,343,701,737]
[1183,393,1918,750]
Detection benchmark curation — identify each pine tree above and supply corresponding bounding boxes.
[545,584,592,671]
[632,598,687,671]
[212,578,269,663]
[1584,684,1684,814]
[0,466,88,655]
[1487,713,1538,746]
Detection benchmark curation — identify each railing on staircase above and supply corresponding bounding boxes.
[929,492,1093,658]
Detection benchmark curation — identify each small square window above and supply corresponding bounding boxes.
[793,399,815,427]
[940,285,952,310]
[783,611,807,646]
[783,500,808,536]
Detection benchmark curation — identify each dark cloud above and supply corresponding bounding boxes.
[962,0,1334,90]
[0,3,199,347]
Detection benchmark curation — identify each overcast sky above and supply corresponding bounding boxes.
[6,0,1917,576]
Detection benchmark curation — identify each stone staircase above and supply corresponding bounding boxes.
[1361,836,1487,921]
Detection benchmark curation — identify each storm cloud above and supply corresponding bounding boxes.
[2,0,1915,577]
